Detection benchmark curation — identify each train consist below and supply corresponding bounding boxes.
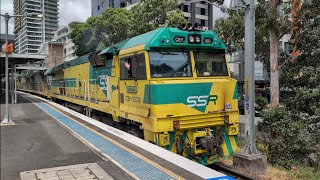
[18,26,239,165]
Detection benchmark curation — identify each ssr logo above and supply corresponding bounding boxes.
[98,75,109,90]
[186,95,218,107]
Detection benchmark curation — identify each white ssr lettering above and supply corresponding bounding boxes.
[197,95,208,106]
[187,95,209,107]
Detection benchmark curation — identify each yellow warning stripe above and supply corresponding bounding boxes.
[229,136,238,153]
[221,141,230,157]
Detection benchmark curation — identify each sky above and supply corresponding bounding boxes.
[0,0,231,35]
[0,0,91,34]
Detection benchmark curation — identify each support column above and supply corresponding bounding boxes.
[1,13,14,125]
[190,3,196,24]
[233,0,267,174]
[11,64,15,104]
[208,3,213,30]
[14,64,17,104]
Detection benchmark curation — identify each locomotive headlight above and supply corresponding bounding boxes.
[195,36,201,43]
[231,127,236,133]
[189,36,195,43]
[225,103,231,111]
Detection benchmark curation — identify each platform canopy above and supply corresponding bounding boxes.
[0,53,45,74]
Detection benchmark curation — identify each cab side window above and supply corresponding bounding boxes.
[120,54,146,80]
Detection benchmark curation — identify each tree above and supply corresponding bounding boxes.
[214,0,292,105]
[71,0,186,56]
[100,8,133,45]
[130,0,186,36]
[258,0,320,169]
[70,8,132,56]
[70,16,103,56]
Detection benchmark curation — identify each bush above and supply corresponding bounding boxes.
[255,96,268,110]
[258,106,313,169]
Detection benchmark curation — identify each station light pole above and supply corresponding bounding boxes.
[1,13,43,125]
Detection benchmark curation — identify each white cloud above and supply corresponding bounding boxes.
[0,0,91,35]
[58,0,91,26]
[0,0,14,34]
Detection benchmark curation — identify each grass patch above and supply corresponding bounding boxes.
[289,166,320,180]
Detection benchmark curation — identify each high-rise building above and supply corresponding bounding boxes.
[91,0,138,16]
[179,1,212,30]
[91,0,212,29]
[13,0,59,54]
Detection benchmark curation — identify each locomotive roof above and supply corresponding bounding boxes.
[52,28,226,72]
[100,27,226,55]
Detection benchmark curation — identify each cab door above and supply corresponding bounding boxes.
[119,53,150,118]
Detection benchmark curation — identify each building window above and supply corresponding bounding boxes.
[102,2,104,8]
[120,2,126,7]
[97,5,100,11]
[109,0,114,8]
[183,5,189,12]
[201,8,205,15]
[201,19,206,26]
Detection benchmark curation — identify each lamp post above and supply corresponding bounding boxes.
[1,13,43,125]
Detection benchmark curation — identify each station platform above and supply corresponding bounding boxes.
[1,91,235,180]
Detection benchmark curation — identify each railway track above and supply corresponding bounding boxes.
[209,162,257,180]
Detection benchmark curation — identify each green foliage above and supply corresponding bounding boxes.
[70,17,100,56]
[214,0,292,67]
[215,0,320,169]
[101,8,133,45]
[259,9,320,167]
[258,106,313,168]
[289,166,320,180]
[214,12,245,54]
[71,0,186,55]
[255,96,268,110]
[70,8,132,56]
[130,0,186,36]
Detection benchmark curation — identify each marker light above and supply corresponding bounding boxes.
[204,38,213,44]
[188,34,201,44]
[189,36,195,43]
[195,36,201,43]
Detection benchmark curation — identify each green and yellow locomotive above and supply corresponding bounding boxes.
[19,26,239,165]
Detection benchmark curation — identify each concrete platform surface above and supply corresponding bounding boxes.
[20,163,113,180]
[0,93,132,180]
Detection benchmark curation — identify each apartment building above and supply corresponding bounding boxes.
[13,0,59,54]
[91,0,139,16]
[180,1,212,30]
[53,22,82,62]
[91,0,213,29]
